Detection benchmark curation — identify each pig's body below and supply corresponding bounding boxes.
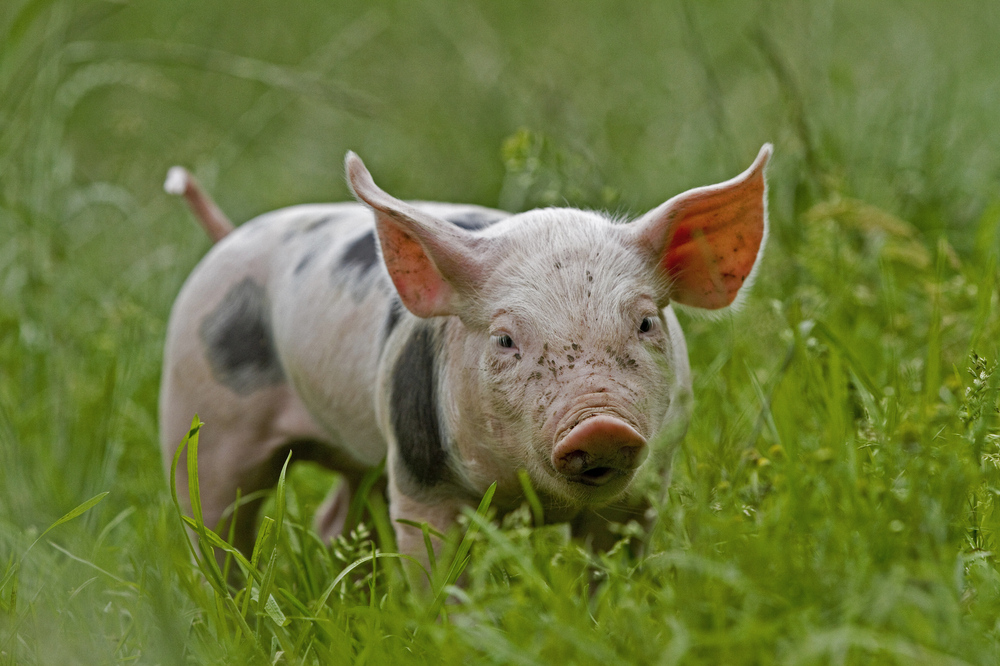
[161,146,770,561]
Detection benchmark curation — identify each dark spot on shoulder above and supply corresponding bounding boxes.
[391,324,447,487]
[200,278,284,395]
[340,231,378,274]
[446,210,503,231]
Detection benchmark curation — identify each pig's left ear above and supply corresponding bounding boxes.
[345,152,484,318]
[628,144,771,309]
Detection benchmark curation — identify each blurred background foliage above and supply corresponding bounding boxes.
[3,0,1000,663]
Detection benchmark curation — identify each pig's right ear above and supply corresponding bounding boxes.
[627,144,771,310]
[345,152,483,318]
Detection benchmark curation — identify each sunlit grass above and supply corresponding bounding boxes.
[3,1,1000,663]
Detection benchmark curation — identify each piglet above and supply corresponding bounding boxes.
[160,145,771,563]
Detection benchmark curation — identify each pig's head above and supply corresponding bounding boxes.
[347,146,771,508]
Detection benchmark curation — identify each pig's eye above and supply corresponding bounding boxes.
[639,317,654,334]
[490,326,519,354]
[493,333,516,350]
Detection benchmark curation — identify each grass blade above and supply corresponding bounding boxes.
[429,482,496,618]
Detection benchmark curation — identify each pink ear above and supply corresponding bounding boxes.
[345,152,482,318]
[631,144,771,309]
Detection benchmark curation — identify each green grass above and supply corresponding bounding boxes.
[3,0,1000,663]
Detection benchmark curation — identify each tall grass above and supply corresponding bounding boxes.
[2,0,1000,663]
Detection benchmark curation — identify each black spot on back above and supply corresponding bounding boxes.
[200,278,284,395]
[385,298,404,337]
[446,210,503,231]
[340,231,378,274]
[391,324,447,487]
[283,214,342,242]
[294,250,315,275]
[304,214,340,233]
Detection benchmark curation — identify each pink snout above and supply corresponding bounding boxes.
[551,416,648,486]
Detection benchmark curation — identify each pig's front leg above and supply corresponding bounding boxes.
[388,482,469,584]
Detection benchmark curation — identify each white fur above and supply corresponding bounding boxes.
[163,166,188,195]
[161,148,769,564]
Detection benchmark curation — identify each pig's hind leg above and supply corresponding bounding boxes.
[161,371,336,559]
[312,468,388,543]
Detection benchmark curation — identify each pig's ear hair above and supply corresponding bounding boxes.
[629,144,771,310]
[345,152,483,318]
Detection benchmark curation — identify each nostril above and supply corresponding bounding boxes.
[561,451,587,476]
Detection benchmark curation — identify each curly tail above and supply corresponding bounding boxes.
[164,167,234,243]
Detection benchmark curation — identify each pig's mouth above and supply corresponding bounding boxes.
[557,449,640,488]
[575,466,619,486]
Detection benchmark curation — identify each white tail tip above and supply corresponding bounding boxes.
[164,167,189,195]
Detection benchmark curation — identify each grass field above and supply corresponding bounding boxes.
[3,1,1000,663]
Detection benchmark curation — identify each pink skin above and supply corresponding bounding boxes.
[428,264,676,512]
[348,146,771,554]
[160,146,770,573]
[551,415,648,483]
